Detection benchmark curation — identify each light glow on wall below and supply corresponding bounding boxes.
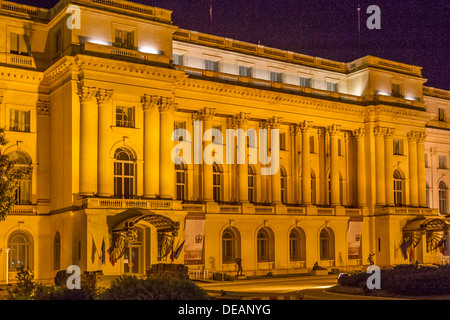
[140,46,159,55]
[89,38,110,46]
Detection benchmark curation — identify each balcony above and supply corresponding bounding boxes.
[84,198,174,210]
[2,53,36,69]
[175,65,363,104]
[9,205,36,214]
[376,206,438,216]
[82,42,169,65]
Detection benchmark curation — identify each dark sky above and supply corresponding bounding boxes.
[13,0,450,90]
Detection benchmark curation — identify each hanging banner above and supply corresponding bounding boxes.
[184,214,206,265]
[348,220,362,259]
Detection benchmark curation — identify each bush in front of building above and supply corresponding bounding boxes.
[33,284,95,300]
[98,275,211,300]
[337,264,450,296]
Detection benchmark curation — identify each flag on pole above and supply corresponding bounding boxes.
[101,238,106,265]
[174,240,185,260]
[399,238,412,260]
[91,236,97,264]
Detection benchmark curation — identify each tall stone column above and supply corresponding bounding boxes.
[328,124,341,206]
[300,121,312,205]
[384,128,395,206]
[77,85,98,196]
[142,95,160,198]
[195,108,216,202]
[159,97,176,199]
[97,89,114,197]
[353,128,367,207]
[236,113,249,203]
[408,131,419,207]
[291,124,301,204]
[417,132,427,207]
[374,127,386,205]
[270,117,283,204]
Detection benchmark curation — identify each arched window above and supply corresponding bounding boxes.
[8,151,32,205]
[175,162,187,201]
[54,232,61,270]
[393,170,404,206]
[248,165,256,203]
[222,228,240,263]
[280,168,287,204]
[289,228,306,261]
[213,163,222,203]
[439,181,448,215]
[8,231,32,270]
[114,148,135,199]
[319,228,335,260]
[257,227,274,262]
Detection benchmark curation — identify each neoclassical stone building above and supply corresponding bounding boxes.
[0,0,449,283]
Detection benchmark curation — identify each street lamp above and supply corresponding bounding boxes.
[4,248,10,285]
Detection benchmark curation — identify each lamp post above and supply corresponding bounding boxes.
[5,248,10,285]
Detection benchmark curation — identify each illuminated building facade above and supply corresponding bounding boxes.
[0,0,449,283]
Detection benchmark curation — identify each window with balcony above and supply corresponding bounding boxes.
[392,83,403,97]
[439,181,448,215]
[175,162,187,201]
[114,147,135,199]
[248,165,256,203]
[116,106,135,128]
[299,77,312,88]
[239,66,252,77]
[270,71,283,83]
[394,170,404,206]
[10,109,30,133]
[205,60,219,72]
[213,163,222,202]
[280,167,287,204]
[114,29,135,50]
[8,151,32,205]
[326,82,338,92]
[10,33,29,56]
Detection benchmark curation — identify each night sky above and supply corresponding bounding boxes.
[12,0,450,90]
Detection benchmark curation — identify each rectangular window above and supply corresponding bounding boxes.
[239,66,252,77]
[270,71,283,83]
[55,30,62,54]
[205,60,219,72]
[299,77,312,88]
[392,83,402,97]
[173,54,184,66]
[114,30,134,50]
[9,109,30,132]
[438,108,445,121]
[174,121,187,141]
[439,155,447,169]
[309,135,315,154]
[116,106,135,128]
[326,82,338,92]
[393,139,403,155]
[10,33,29,56]
[212,125,222,144]
[279,133,286,150]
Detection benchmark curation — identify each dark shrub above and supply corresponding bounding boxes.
[99,275,211,300]
[33,284,95,300]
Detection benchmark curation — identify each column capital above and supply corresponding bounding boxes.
[353,128,365,139]
[269,116,283,129]
[259,119,270,129]
[327,124,341,136]
[373,126,386,138]
[384,127,395,139]
[77,85,97,103]
[141,94,160,111]
[431,146,438,156]
[299,120,313,133]
[37,100,50,115]
[96,88,114,105]
[159,97,177,113]
[194,107,215,121]
[416,132,427,143]
[290,124,300,135]
[407,131,420,142]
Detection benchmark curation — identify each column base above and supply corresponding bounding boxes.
[97,193,112,198]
